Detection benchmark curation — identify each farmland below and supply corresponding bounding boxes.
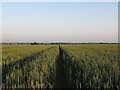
[2,45,59,88]
[61,44,119,88]
[1,44,120,88]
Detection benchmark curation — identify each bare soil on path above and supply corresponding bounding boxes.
[55,46,67,88]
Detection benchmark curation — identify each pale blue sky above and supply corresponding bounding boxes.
[2,2,118,43]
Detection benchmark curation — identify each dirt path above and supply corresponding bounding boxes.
[55,46,67,88]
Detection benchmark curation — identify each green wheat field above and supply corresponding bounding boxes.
[1,44,120,88]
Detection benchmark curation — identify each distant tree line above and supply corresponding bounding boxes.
[1,42,119,45]
[31,42,39,45]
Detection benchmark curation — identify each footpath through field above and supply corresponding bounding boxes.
[55,46,67,88]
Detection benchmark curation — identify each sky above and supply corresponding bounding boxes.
[2,2,118,43]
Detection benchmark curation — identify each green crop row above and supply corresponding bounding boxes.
[61,44,119,88]
[2,45,53,86]
[2,45,53,65]
[2,45,59,88]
